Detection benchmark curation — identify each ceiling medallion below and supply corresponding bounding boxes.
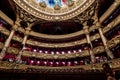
[13,0,95,21]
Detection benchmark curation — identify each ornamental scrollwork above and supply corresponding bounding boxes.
[6,47,20,55]
[92,46,105,54]
[12,35,23,42]
[0,61,17,69]
[75,0,99,24]
[22,50,90,59]
[107,35,120,48]
[15,5,44,24]
[0,58,120,72]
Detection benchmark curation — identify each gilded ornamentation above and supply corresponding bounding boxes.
[0,61,27,69]
[92,46,105,54]
[0,61,17,69]
[25,29,31,35]
[0,0,120,72]
[54,5,61,10]
[75,0,99,24]
[12,24,18,31]
[103,15,120,33]
[0,58,120,72]
[79,50,89,57]
[68,1,74,7]
[17,27,25,33]
[13,0,96,21]
[6,47,20,55]
[22,50,89,59]
[89,25,99,32]
[90,33,100,41]
[107,35,120,48]
[26,39,87,48]
[84,28,89,34]
[21,49,93,59]
[12,36,23,42]
[39,2,46,8]
[15,5,44,24]
[0,26,10,35]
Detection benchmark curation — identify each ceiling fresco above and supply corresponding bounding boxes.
[13,0,95,21]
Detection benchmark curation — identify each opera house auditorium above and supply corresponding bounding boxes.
[0,0,120,80]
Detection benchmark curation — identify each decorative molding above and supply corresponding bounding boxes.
[15,5,44,24]
[92,46,105,54]
[26,39,87,48]
[22,50,89,59]
[0,26,10,35]
[99,1,120,23]
[6,47,20,55]
[0,11,14,26]
[17,27,25,33]
[30,30,84,39]
[21,46,108,59]
[12,35,23,42]
[107,35,120,48]
[103,15,120,33]
[90,33,100,41]
[0,58,120,72]
[89,25,99,32]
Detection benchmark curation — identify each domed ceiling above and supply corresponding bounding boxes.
[13,0,95,21]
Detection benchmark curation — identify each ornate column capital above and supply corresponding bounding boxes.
[96,22,102,28]
[83,23,89,34]
[24,23,34,35]
[84,28,89,35]
[12,20,20,31]
[12,24,18,31]
[24,28,31,36]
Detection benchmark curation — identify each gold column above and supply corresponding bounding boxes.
[22,28,31,45]
[0,23,18,59]
[16,27,31,62]
[96,22,114,59]
[83,25,95,63]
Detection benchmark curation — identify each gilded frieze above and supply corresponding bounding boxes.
[107,35,120,48]
[12,36,23,42]
[0,26,10,35]
[6,47,20,55]
[90,33,100,41]
[92,46,105,54]
[26,39,87,48]
[0,58,120,71]
[22,49,90,59]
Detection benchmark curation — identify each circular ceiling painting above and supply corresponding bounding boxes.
[36,0,76,9]
[13,0,95,21]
